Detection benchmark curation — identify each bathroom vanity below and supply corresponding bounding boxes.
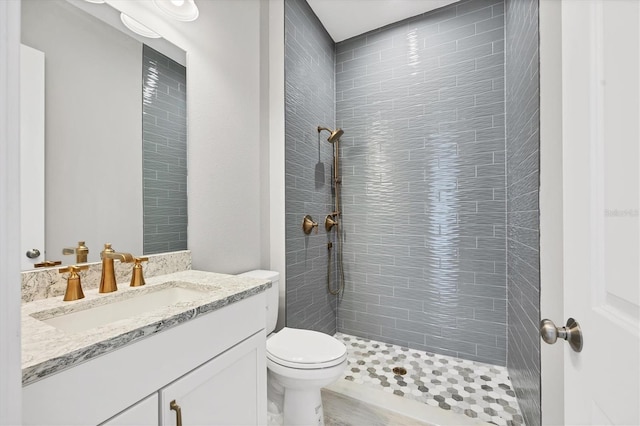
[21,269,270,425]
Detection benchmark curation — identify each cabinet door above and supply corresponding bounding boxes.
[101,393,158,426]
[160,332,266,426]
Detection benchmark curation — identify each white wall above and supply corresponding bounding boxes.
[107,0,264,273]
[539,1,564,424]
[260,0,271,270]
[22,0,143,263]
[267,0,286,329]
[0,1,23,423]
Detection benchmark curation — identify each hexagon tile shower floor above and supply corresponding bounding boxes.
[334,333,525,426]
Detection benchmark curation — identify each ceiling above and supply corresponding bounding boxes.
[306,0,459,43]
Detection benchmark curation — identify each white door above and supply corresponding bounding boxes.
[560,0,640,424]
[20,44,45,270]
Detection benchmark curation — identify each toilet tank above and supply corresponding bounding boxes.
[237,270,279,334]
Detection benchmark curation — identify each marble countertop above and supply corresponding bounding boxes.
[21,270,270,386]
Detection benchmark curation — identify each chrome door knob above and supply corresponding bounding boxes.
[26,248,41,259]
[540,318,583,352]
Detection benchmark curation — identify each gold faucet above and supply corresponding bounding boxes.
[99,243,134,293]
[62,241,89,263]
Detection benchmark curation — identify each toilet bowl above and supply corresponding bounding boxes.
[238,270,347,426]
[267,327,347,425]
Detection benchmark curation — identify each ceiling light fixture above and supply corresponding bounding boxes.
[120,13,161,39]
[153,0,199,22]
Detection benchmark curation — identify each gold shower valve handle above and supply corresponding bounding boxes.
[302,215,319,234]
[325,215,339,232]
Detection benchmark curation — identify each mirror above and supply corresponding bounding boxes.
[20,0,188,269]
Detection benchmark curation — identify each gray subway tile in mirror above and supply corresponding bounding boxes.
[142,45,188,255]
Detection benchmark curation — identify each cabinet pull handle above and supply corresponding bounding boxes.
[170,400,183,426]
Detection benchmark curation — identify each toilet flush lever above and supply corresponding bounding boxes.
[540,318,583,352]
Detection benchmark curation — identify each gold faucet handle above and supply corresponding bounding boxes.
[59,265,89,274]
[59,265,89,301]
[35,260,62,268]
[130,257,149,287]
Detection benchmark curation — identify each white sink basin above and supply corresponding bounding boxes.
[33,283,211,333]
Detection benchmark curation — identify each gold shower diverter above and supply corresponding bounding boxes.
[325,215,338,232]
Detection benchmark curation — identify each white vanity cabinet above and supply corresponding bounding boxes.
[160,332,265,425]
[101,394,159,426]
[103,332,265,426]
[23,292,267,426]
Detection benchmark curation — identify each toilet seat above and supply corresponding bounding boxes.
[267,327,347,370]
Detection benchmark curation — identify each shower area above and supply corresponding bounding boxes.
[284,0,540,424]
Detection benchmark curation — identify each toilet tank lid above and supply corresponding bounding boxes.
[237,270,279,282]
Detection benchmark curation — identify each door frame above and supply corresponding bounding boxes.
[0,0,24,424]
[539,0,564,425]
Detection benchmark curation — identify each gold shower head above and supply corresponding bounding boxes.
[317,126,344,143]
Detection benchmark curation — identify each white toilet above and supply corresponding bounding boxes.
[239,270,347,426]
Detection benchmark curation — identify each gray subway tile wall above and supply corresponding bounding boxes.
[505,0,541,425]
[142,45,187,255]
[284,0,337,334]
[334,0,507,366]
[284,2,541,420]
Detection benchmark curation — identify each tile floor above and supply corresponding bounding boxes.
[335,333,525,426]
